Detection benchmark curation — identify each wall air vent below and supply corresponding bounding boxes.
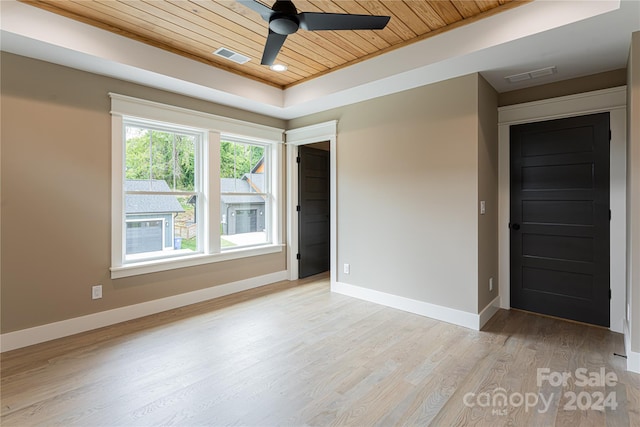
[213,47,251,65]
[505,66,557,83]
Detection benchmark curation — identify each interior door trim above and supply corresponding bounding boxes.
[285,121,337,284]
[497,86,627,332]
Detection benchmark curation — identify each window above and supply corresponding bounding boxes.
[220,139,270,249]
[123,122,201,262]
[110,94,283,278]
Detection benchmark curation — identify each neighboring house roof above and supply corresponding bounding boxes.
[221,177,265,204]
[125,180,185,214]
[250,158,264,174]
[243,173,264,194]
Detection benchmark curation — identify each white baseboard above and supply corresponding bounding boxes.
[623,319,640,374]
[332,281,499,331]
[628,350,640,374]
[0,270,288,353]
[478,296,501,329]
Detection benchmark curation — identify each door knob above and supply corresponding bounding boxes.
[511,223,521,230]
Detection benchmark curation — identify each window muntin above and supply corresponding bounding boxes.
[123,122,201,262]
[220,139,271,249]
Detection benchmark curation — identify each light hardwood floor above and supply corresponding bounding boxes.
[1,274,639,426]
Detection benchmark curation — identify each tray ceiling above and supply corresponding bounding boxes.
[21,0,522,88]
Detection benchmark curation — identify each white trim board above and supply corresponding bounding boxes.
[332,282,500,331]
[285,121,338,147]
[110,93,285,142]
[0,271,288,353]
[624,320,640,374]
[498,86,627,334]
[498,87,627,125]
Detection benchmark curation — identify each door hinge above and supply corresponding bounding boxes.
[296,253,301,260]
[609,289,612,299]
[609,130,612,141]
[296,156,301,163]
[296,205,301,212]
[609,209,612,220]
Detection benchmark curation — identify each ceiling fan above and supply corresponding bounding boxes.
[238,0,391,66]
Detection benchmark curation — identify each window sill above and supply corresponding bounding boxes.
[110,244,284,279]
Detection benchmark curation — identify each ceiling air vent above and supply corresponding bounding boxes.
[213,47,250,65]
[505,66,557,83]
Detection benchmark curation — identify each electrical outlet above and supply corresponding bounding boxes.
[489,277,493,292]
[344,263,350,274]
[92,285,102,300]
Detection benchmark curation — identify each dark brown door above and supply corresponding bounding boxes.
[510,112,610,326]
[298,145,330,278]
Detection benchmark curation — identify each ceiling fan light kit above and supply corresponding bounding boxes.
[238,0,391,66]
[270,64,288,72]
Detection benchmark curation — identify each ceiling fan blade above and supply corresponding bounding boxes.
[298,12,390,31]
[261,30,288,65]
[237,0,273,21]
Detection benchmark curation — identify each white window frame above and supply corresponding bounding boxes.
[110,93,284,279]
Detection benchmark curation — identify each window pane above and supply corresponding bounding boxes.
[220,141,238,191]
[123,121,202,264]
[125,126,197,192]
[220,195,268,248]
[125,194,199,259]
[221,140,266,192]
[151,130,174,187]
[247,145,265,193]
[175,134,196,191]
[125,126,150,181]
[126,219,163,254]
[173,195,198,251]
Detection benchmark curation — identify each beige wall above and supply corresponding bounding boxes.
[499,69,627,107]
[627,32,640,353]
[477,76,499,312]
[0,53,287,333]
[290,74,493,315]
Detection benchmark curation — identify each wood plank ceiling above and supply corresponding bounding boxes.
[21,0,523,88]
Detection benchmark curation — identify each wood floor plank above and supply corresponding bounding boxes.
[1,273,638,426]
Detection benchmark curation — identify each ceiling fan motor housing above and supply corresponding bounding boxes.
[270,14,299,35]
